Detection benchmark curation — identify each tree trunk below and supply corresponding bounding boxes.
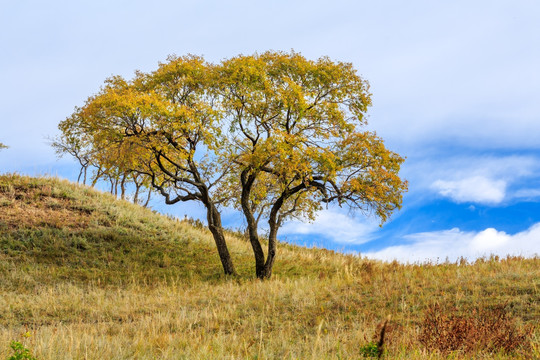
[246,218,266,278]
[206,203,236,276]
[77,167,83,183]
[132,174,140,204]
[120,174,127,200]
[133,183,140,204]
[258,183,306,279]
[82,166,87,185]
[143,189,152,208]
[261,221,278,279]
[240,170,266,278]
[91,166,104,188]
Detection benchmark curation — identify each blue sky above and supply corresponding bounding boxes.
[1,0,539,262]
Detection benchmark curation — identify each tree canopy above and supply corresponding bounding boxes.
[215,52,407,277]
[56,51,407,278]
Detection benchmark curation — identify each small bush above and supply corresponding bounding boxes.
[419,303,533,355]
[359,342,380,358]
[7,341,37,360]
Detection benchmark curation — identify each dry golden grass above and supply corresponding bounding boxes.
[1,174,538,359]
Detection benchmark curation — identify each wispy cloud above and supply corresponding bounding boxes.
[280,209,379,244]
[364,223,540,263]
[513,188,540,201]
[401,154,540,205]
[432,176,506,204]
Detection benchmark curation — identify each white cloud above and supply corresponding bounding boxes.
[280,209,379,244]
[513,188,540,200]
[400,155,540,205]
[364,223,540,263]
[432,176,506,204]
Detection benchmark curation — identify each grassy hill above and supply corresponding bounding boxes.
[0,174,538,359]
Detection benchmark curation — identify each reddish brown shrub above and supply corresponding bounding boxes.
[419,303,533,355]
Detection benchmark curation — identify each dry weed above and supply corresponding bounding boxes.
[419,302,533,355]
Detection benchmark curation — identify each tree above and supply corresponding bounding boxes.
[216,52,407,278]
[51,117,94,184]
[57,56,237,275]
[52,115,154,205]
[57,52,407,279]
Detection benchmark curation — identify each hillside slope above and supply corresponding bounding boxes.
[0,174,343,285]
[0,174,538,359]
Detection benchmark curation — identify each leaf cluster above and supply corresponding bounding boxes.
[7,341,37,360]
[216,51,407,225]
